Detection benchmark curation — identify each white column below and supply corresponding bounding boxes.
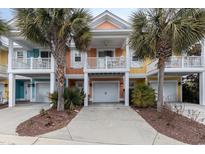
[84,73,88,106]
[8,39,14,72]
[9,73,15,107]
[51,54,55,71]
[125,37,130,69]
[30,79,33,102]
[124,72,129,106]
[50,72,55,94]
[199,72,205,105]
[66,78,69,87]
[83,51,87,70]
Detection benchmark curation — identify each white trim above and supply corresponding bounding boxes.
[92,80,120,103]
[129,74,146,78]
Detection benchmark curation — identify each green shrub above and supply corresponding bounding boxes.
[131,83,156,108]
[49,91,58,108]
[49,87,85,110]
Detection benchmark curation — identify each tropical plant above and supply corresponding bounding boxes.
[131,83,156,108]
[49,87,84,110]
[64,87,84,110]
[15,9,92,111]
[130,8,205,111]
[0,18,8,35]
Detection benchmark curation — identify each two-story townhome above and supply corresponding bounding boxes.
[0,37,9,103]
[5,10,205,107]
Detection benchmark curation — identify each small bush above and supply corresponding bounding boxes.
[49,91,58,108]
[49,87,85,110]
[39,108,48,116]
[131,83,156,108]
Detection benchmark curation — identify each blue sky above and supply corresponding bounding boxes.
[0,8,138,22]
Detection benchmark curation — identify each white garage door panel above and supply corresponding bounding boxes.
[93,82,119,103]
[150,81,177,102]
[36,83,50,102]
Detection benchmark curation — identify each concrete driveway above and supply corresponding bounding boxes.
[40,104,184,145]
[0,103,50,135]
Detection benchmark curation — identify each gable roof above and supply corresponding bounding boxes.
[90,10,131,30]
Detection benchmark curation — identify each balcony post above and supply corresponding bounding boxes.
[105,56,108,69]
[51,54,55,70]
[181,56,184,68]
[125,37,130,70]
[8,39,14,72]
[30,57,33,69]
[83,52,87,70]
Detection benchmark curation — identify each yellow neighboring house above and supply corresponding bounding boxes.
[0,38,8,103]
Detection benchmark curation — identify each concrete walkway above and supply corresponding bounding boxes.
[0,103,184,145]
[39,104,184,145]
[0,103,50,135]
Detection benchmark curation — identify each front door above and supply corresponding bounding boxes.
[97,50,114,68]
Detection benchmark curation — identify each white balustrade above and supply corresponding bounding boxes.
[147,56,204,73]
[86,57,126,69]
[12,58,51,70]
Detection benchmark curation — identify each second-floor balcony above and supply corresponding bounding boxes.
[11,58,52,72]
[147,56,205,74]
[85,57,127,72]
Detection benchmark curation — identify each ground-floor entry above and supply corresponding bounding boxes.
[93,81,119,103]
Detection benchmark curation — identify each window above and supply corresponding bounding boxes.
[98,50,114,57]
[71,49,83,68]
[74,51,81,62]
[40,51,51,58]
[17,51,24,59]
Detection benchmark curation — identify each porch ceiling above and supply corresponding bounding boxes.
[90,37,125,48]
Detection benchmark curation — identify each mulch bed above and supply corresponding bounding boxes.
[0,103,8,109]
[16,107,82,136]
[132,106,205,145]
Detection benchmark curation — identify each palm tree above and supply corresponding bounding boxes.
[15,9,92,111]
[0,18,9,36]
[130,8,205,112]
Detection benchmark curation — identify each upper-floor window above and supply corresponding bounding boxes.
[74,51,81,62]
[98,50,114,57]
[16,51,24,59]
[40,51,51,58]
[71,49,83,68]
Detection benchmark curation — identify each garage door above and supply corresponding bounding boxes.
[150,81,177,102]
[93,82,119,103]
[36,83,50,102]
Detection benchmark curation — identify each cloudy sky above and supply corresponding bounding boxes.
[0,8,138,22]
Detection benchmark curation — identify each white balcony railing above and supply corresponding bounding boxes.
[147,56,204,73]
[86,57,126,70]
[0,64,7,74]
[12,58,51,70]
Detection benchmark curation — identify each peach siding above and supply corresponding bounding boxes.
[96,21,119,30]
[115,48,123,57]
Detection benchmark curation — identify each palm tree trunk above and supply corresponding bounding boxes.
[157,57,165,112]
[56,64,65,111]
